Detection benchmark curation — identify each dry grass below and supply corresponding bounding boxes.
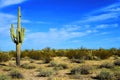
[0,56,119,80]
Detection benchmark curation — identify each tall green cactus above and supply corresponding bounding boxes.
[10,7,25,66]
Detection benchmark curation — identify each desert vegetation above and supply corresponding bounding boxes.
[0,47,120,80]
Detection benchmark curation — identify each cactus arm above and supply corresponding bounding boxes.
[10,24,16,38]
[20,28,25,43]
[10,24,17,43]
[16,30,19,44]
[21,28,25,42]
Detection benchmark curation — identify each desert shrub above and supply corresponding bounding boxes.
[57,63,68,69]
[8,50,16,58]
[49,61,58,67]
[43,57,52,63]
[93,56,101,60]
[29,59,34,63]
[65,48,88,59]
[10,57,15,60]
[2,67,12,71]
[114,72,120,80]
[9,48,120,61]
[23,48,54,62]
[92,48,112,59]
[21,49,30,58]
[117,49,120,56]
[27,50,42,60]
[21,63,36,69]
[23,49,53,60]
[55,49,66,57]
[53,66,63,71]
[37,69,54,77]
[70,65,92,75]
[48,77,69,80]
[80,65,92,74]
[71,58,85,63]
[99,62,114,69]
[109,48,120,56]
[9,69,23,79]
[0,52,10,62]
[21,56,30,61]
[84,51,94,60]
[96,70,114,80]
[71,66,81,75]
[36,67,43,72]
[0,74,11,80]
[68,74,82,79]
[113,55,120,59]
[49,61,68,70]
[8,62,16,67]
[114,59,120,66]
[53,63,68,70]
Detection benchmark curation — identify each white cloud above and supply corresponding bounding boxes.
[103,2,120,12]
[95,24,118,29]
[63,24,81,31]
[77,3,120,24]
[96,24,108,29]
[0,13,16,23]
[36,21,51,24]
[71,2,120,38]
[0,0,27,8]
[79,13,118,23]
[25,26,96,47]
[104,37,120,42]
[100,32,110,35]
[110,8,120,12]
[0,13,16,36]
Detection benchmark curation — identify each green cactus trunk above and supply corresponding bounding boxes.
[10,7,25,66]
[16,43,21,66]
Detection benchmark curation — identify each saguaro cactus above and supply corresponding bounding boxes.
[10,7,25,66]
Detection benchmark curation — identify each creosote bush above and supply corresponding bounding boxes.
[71,58,85,63]
[92,48,112,59]
[9,69,24,79]
[96,70,114,80]
[48,77,69,80]
[0,74,11,80]
[37,69,54,77]
[70,65,92,75]
[36,67,43,72]
[65,48,88,59]
[114,72,120,80]
[21,63,36,69]
[0,52,10,62]
[2,67,12,71]
[43,57,52,63]
[99,62,114,69]
[68,74,82,79]
[71,66,81,75]
[57,63,68,69]
[29,59,35,63]
[53,63,68,70]
[49,61,68,70]
[49,61,58,67]
[114,59,120,66]
[8,48,120,61]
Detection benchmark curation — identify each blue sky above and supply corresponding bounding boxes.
[0,0,120,51]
